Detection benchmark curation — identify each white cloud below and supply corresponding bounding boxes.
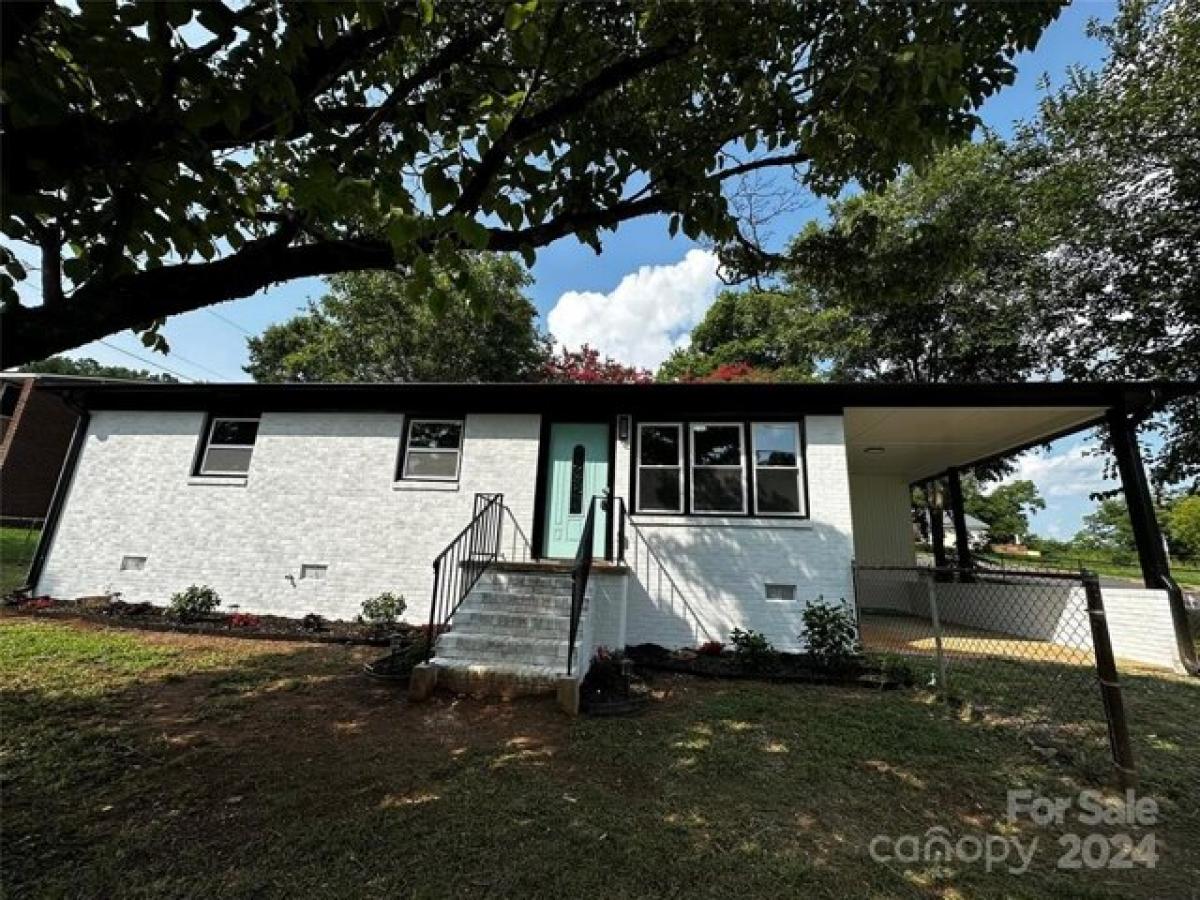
[1001,441,1116,499]
[545,249,723,369]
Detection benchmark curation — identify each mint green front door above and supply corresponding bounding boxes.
[542,423,609,559]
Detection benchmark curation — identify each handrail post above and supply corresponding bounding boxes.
[617,497,626,562]
[426,557,441,663]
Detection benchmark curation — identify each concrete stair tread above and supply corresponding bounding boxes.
[431,658,563,680]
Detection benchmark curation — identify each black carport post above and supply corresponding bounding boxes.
[1105,408,1169,587]
[946,467,974,571]
[1107,405,1199,675]
[926,482,948,568]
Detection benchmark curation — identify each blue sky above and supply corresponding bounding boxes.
[60,1,1122,538]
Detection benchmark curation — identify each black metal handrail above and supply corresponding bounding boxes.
[566,496,599,676]
[424,493,504,662]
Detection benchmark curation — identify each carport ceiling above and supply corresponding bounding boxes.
[843,406,1107,482]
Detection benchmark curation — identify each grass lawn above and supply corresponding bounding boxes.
[980,551,1200,591]
[2,616,1197,899]
[0,525,40,595]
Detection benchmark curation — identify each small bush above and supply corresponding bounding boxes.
[696,640,726,657]
[391,640,428,678]
[358,592,406,631]
[877,654,917,688]
[582,647,629,699]
[729,628,776,671]
[228,612,260,629]
[301,613,326,633]
[167,585,221,622]
[801,596,859,672]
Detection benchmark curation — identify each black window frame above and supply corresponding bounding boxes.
[750,420,807,517]
[634,422,685,514]
[396,416,465,482]
[192,413,261,477]
[629,417,810,520]
[689,421,748,515]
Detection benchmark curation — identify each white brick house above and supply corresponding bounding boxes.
[26,381,1197,679]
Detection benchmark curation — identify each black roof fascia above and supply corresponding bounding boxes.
[48,380,1197,419]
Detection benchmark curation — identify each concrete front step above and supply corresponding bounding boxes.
[479,573,576,594]
[431,658,563,698]
[437,632,571,668]
[468,589,578,610]
[453,609,572,636]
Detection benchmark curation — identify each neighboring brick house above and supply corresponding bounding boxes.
[0,375,87,524]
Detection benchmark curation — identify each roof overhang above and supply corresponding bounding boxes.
[47,379,1194,479]
[46,379,1193,417]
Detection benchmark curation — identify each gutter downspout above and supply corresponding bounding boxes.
[21,398,89,595]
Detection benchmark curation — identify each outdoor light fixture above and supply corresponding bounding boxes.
[864,446,885,454]
[617,415,630,441]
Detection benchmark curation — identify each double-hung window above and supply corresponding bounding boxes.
[197,417,259,476]
[636,423,683,513]
[752,422,805,515]
[690,423,746,514]
[401,419,464,481]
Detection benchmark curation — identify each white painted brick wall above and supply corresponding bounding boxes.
[37,410,541,623]
[39,409,863,651]
[1102,588,1186,673]
[616,416,856,651]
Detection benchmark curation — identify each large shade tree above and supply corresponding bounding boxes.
[245,254,549,382]
[1013,0,1200,486]
[1,0,1063,366]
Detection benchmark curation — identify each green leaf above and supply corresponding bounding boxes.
[452,215,490,250]
[422,167,457,211]
[417,0,434,26]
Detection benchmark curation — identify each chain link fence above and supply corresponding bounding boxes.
[854,562,1136,782]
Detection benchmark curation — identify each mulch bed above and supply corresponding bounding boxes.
[626,644,904,690]
[3,596,402,647]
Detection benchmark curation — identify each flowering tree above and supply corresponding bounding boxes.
[682,362,773,383]
[541,345,652,384]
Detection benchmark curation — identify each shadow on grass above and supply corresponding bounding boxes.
[2,618,1197,899]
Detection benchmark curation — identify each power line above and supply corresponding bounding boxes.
[205,308,253,336]
[96,339,197,383]
[160,348,237,381]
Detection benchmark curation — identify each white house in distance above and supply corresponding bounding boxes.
[26,380,1198,688]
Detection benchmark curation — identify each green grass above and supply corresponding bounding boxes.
[2,617,1197,899]
[0,524,41,595]
[981,550,1200,590]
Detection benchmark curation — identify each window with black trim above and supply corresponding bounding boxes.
[690,423,746,514]
[636,423,683,513]
[401,419,463,481]
[752,422,805,515]
[197,417,259,476]
[632,419,808,518]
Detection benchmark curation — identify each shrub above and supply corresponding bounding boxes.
[390,640,428,679]
[877,654,917,688]
[697,640,726,657]
[167,585,221,622]
[801,596,859,672]
[582,646,629,699]
[729,628,776,671]
[301,613,326,633]
[358,592,406,631]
